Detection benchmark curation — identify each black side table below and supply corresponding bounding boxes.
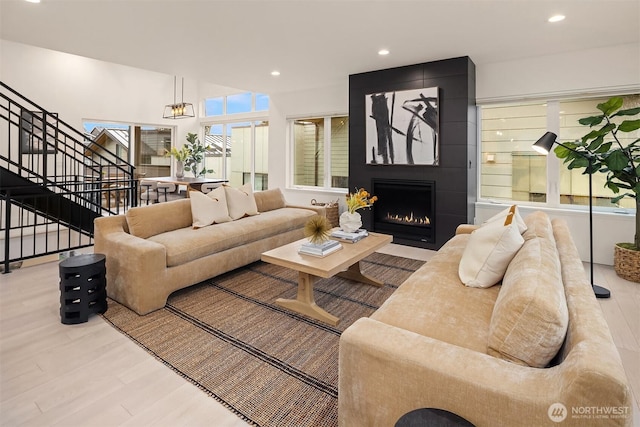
[395,408,475,427]
[59,253,107,324]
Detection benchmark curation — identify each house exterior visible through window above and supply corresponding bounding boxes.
[479,94,639,210]
[83,122,171,178]
[202,92,269,190]
[291,115,349,189]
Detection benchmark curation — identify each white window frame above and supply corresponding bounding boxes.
[477,95,638,215]
[286,113,349,192]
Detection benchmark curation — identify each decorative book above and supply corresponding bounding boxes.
[299,239,343,257]
[330,229,369,243]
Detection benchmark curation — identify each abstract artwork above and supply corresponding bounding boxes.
[365,87,439,165]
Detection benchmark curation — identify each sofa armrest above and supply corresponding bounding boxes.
[339,317,568,427]
[286,204,327,217]
[94,216,168,314]
[455,224,479,234]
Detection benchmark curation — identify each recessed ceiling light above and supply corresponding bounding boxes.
[24,0,41,3]
[548,14,565,23]
[271,71,280,76]
[378,49,390,56]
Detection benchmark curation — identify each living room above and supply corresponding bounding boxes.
[1,1,639,426]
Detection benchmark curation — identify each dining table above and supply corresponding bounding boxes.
[143,176,227,195]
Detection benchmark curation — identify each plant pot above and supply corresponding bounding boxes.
[340,211,362,233]
[614,243,640,283]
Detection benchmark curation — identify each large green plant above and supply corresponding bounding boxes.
[554,96,640,249]
[183,132,214,178]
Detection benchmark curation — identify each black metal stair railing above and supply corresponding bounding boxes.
[0,81,137,273]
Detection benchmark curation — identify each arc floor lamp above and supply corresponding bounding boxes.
[532,131,611,299]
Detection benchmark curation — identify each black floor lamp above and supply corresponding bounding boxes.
[533,131,611,299]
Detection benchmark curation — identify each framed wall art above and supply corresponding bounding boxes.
[365,86,439,166]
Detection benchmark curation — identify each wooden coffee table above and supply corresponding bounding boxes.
[261,232,393,326]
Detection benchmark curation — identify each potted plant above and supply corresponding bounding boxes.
[554,96,640,282]
[165,146,189,178]
[183,132,214,178]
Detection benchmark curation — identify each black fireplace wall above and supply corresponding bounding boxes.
[348,56,477,250]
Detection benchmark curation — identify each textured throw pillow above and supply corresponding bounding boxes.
[190,186,231,228]
[254,188,286,212]
[224,183,259,220]
[484,205,527,234]
[459,206,525,288]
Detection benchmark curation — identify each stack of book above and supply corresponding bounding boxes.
[298,239,343,257]
[330,229,369,243]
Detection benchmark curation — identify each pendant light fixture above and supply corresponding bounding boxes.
[163,76,195,119]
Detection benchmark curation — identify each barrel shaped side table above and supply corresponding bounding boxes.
[59,254,108,324]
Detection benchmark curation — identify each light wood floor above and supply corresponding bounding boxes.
[1,244,638,426]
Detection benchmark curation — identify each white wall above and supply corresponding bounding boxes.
[268,85,349,207]
[0,40,236,154]
[477,43,640,103]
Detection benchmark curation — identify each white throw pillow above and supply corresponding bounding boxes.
[484,205,527,234]
[224,183,259,220]
[459,211,525,288]
[190,186,232,228]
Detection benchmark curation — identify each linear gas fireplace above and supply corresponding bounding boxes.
[372,179,435,244]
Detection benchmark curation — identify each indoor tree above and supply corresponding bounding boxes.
[555,96,640,249]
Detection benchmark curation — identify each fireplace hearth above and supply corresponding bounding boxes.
[372,179,435,243]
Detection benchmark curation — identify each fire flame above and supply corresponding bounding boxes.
[385,212,431,226]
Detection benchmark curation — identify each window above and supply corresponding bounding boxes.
[291,115,349,189]
[83,121,172,178]
[202,93,269,190]
[204,93,269,117]
[480,94,639,210]
[480,103,547,202]
[204,97,223,116]
[559,96,639,209]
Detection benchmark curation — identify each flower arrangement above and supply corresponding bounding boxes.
[165,146,190,162]
[345,188,378,214]
[304,215,332,244]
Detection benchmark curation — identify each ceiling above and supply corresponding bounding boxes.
[1,0,639,95]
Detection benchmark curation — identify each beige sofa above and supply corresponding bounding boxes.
[339,211,632,427]
[94,188,323,315]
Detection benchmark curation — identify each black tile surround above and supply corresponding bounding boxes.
[348,56,477,250]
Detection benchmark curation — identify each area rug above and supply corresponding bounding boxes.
[102,252,424,427]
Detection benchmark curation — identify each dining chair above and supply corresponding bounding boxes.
[139,180,159,205]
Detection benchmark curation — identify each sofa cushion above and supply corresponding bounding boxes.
[487,211,569,368]
[254,188,287,212]
[126,199,192,239]
[224,183,259,220]
[149,207,316,267]
[190,186,232,228]
[458,206,525,288]
[371,234,501,353]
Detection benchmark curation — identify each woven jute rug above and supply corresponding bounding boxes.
[102,252,424,427]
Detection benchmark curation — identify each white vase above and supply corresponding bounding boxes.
[340,211,362,233]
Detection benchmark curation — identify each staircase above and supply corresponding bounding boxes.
[0,81,137,272]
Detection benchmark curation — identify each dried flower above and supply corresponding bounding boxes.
[304,215,332,244]
[346,188,378,214]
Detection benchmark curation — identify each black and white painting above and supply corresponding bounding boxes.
[365,87,439,165]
